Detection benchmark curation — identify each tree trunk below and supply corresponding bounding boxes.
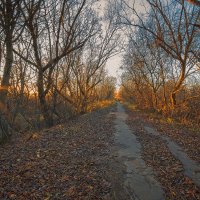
[170,63,186,109]
[0,29,13,105]
[152,88,158,110]
[0,112,13,142]
[0,26,14,141]
[160,64,168,110]
[80,99,87,114]
[170,92,177,109]
[37,71,53,127]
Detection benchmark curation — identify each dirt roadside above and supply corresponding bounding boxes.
[0,105,116,200]
[126,107,200,200]
[1,103,199,200]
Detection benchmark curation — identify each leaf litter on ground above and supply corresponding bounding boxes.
[0,106,115,200]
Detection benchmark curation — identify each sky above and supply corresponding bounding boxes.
[106,54,122,78]
[102,0,145,81]
[94,0,123,79]
[101,0,197,86]
[98,0,124,84]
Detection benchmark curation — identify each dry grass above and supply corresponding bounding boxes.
[88,100,115,112]
[124,102,200,133]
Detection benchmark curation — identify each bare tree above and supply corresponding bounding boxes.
[15,0,99,127]
[0,0,23,140]
[118,0,200,109]
[0,0,120,140]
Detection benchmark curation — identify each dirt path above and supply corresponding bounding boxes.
[126,105,200,200]
[111,103,164,200]
[0,106,115,200]
[144,126,200,188]
[1,103,200,199]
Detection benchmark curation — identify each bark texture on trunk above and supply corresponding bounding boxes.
[170,63,186,109]
[170,92,177,110]
[38,71,53,127]
[0,12,14,141]
[0,112,13,142]
[0,29,13,105]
